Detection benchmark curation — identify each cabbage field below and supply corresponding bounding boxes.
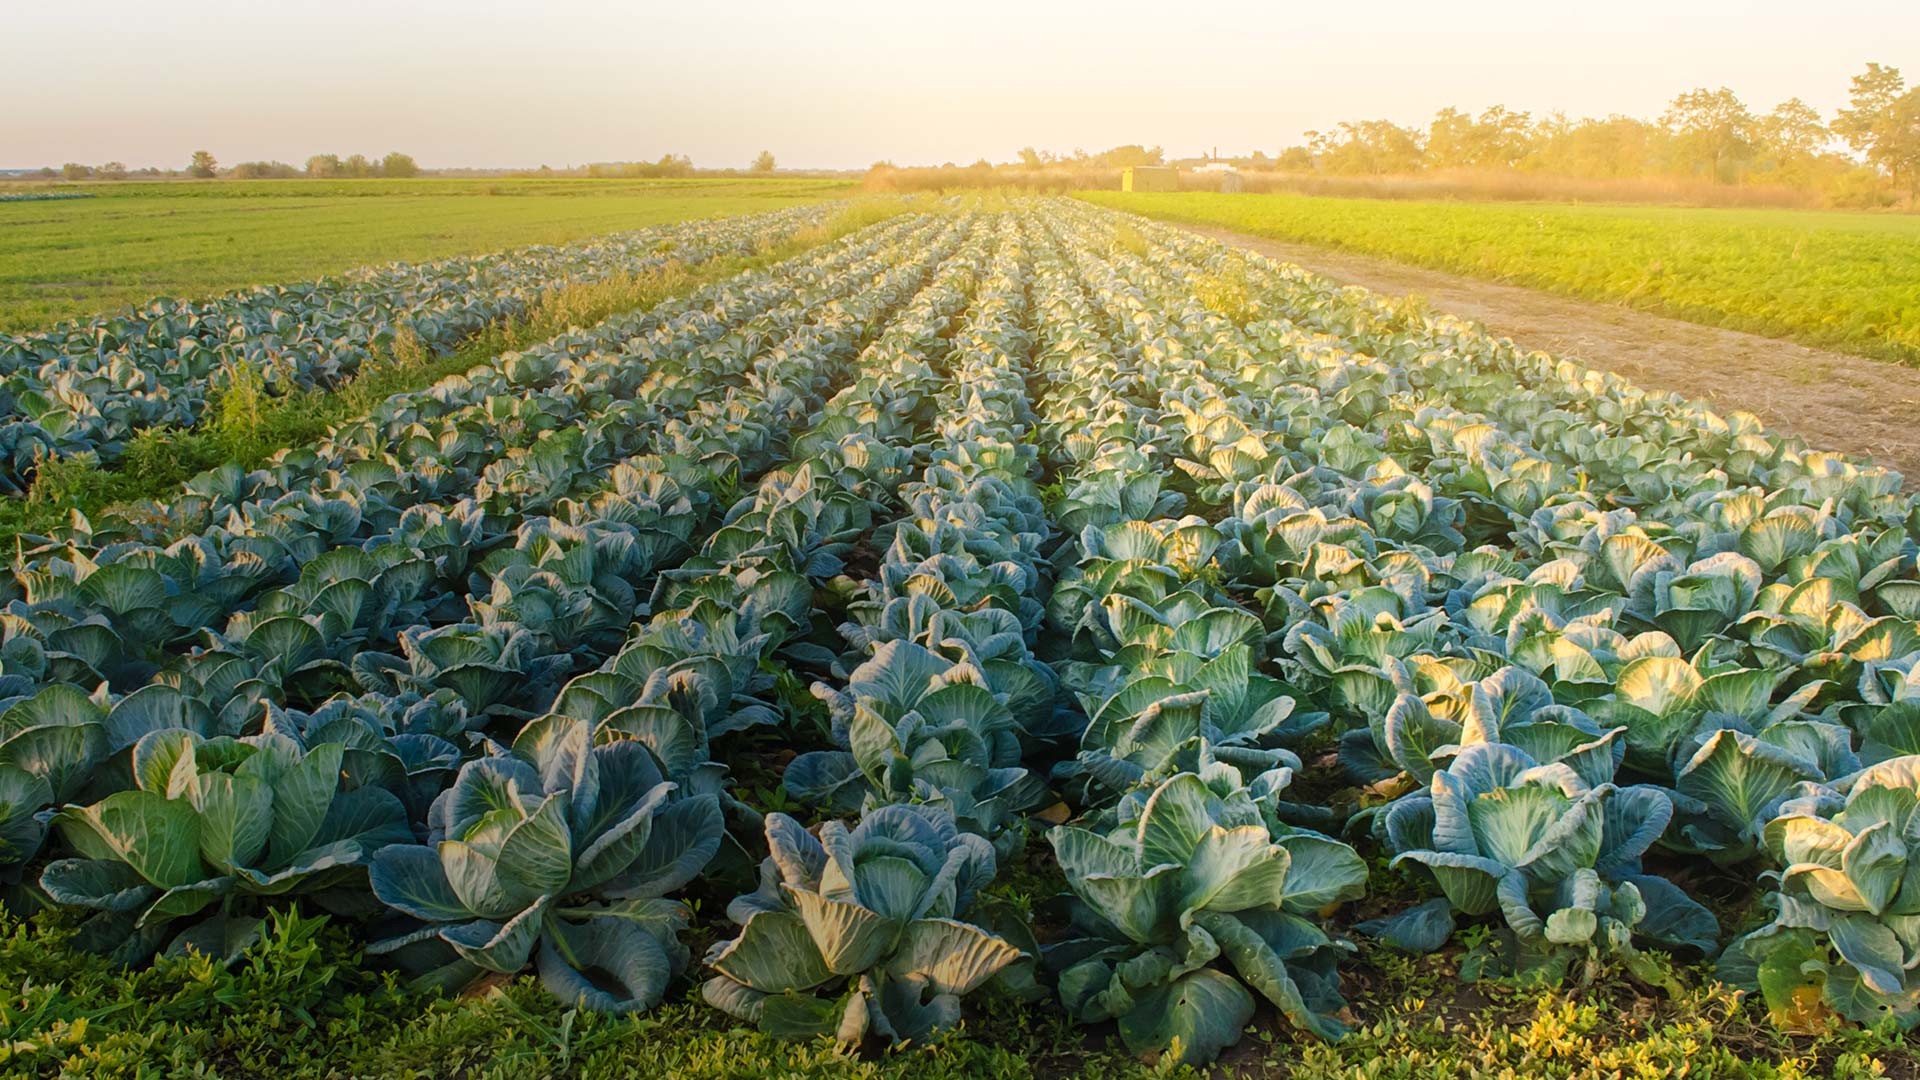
[0,204,829,491]
[5,198,1919,1076]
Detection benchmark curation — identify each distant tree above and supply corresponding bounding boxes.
[750,150,776,172]
[583,155,697,179]
[188,150,218,178]
[381,152,419,178]
[1276,145,1313,170]
[1524,113,1660,178]
[34,167,56,179]
[1425,107,1475,167]
[1662,87,1755,182]
[305,153,342,177]
[60,163,93,180]
[1426,106,1531,169]
[1312,121,1424,174]
[229,160,298,179]
[342,153,374,178]
[1758,98,1830,160]
[96,161,127,180]
[1833,63,1920,195]
[1835,63,1908,150]
[1016,146,1045,168]
[1472,105,1533,167]
[1090,144,1164,168]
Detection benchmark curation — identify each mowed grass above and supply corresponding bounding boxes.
[0,177,854,330]
[1080,191,1920,365]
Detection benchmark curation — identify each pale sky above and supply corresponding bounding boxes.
[7,0,1916,171]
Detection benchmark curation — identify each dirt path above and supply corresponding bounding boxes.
[1179,223,1920,485]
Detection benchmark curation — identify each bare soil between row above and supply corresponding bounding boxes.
[1182,223,1920,488]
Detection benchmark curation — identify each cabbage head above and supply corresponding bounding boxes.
[369,718,722,1013]
[702,804,1022,1046]
[1047,772,1365,1066]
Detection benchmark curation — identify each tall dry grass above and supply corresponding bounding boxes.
[1198,169,1831,210]
[865,164,1124,194]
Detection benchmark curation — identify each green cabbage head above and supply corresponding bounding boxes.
[1722,755,1920,1030]
[368,718,723,1013]
[1047,771,1366,1066]
[41,729,411,961]
[1371,742,1715,969]
[703,804,1022,1046]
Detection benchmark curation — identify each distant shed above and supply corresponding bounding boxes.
[1121,166,1178,192]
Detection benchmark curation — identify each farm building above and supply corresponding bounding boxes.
[1121,165,1178,192]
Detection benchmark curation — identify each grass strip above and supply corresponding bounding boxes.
[1,905,1911,1080]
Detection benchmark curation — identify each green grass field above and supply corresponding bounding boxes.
[0,177,853,330]
[1080,191,1920,365]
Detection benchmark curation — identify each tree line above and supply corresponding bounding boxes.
[36,150,421,181]
[513,150,778,179]
[1269,64,1916,202]
[30,149,786,183]
[874,64,1920,208]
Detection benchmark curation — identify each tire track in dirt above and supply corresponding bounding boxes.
[1181,223,1920,487]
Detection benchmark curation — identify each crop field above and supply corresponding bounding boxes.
[0,177,853,331]
[1081,191,1920,366]
[0,196,922,547]
[4,197,1920,1079]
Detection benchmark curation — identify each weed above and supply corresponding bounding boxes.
[2,903,1916,1079]
[1190,263,1260,325]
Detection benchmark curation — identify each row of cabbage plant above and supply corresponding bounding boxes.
[702,213,1052,1045]
[347,225,1011,1008]
[1024,209,1372,1065]
[0,204,832,490]
[345,215,1010,1017]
